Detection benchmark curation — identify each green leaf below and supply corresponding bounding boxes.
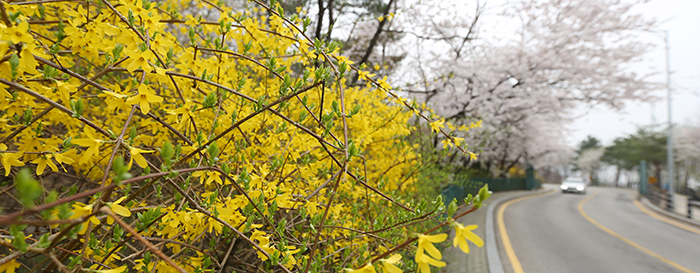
[464,193,473,205]
[15,168,42,208]
[23,107,32,125]
[45,190,58,203]
[244,41,252,54]
[41,190,59,219]
[477,184,492,204]
[447,199,458,217]
[266,56,277,71]
[207,142,219,165]
[331,100,340,115]
[70,98,84,118]
[129,125,137,143]
[11,230,28,252]
[127,10,135,25]
[42,65,58,79]
[57,203,72,219]
[350,104,361,117]
[303,18,311,31]
[37,233,51,248]
[9,53,20,79]
[112,156,132,183]
[160,141,174,162]
[62,137,73,149]
[144,251,152,266]
[338,62,347,78]
[112,43,124,59]
[283,74,292,89]
[202,92,217,109]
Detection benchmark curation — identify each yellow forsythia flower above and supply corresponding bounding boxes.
[415,233,447,273]
[377,76,392,90]
[96,265,127,273]
[72,129,103,165]
[107,197,132,225]
[1,152,24,176]
[429,119,445,133]
[0,258,21,273]
[125,50,155,73]
[453,223,484,254]
[4,21,34,44]
[358,70,375,81]
[125,84,163,115]
[379,254,403,273]
[129,147,154,168]
[31,154,58,175]
[346,263,376,273]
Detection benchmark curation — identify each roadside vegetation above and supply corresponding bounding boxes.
[0,0,669,272]
[0,0,487,272]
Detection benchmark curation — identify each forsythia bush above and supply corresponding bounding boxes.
[0,0,486,272]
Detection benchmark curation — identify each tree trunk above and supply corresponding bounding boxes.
[314,0,326,40]
[351,0,396,84]
[325,0,334,41]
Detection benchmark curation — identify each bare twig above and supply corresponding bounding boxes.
[100,207,187,273]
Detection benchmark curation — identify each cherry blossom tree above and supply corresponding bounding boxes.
[577,148,605,184]
[270,0,661,176]
[391,0,660,175]
[674,120,700,188]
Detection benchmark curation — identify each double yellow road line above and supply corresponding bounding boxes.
[497,190,698,273]
[496,190,556,273]
[578,193,694,273]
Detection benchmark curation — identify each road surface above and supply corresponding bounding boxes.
[499,185,700,273]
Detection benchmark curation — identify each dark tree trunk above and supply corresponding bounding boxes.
[314,0,326,40]
[350,0,395,84]
[325,0,334,41]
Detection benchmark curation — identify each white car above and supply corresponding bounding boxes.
[560,177,587,194]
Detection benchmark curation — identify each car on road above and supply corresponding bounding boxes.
[560,177,587,194]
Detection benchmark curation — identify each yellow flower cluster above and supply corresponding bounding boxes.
[0,0,483,271]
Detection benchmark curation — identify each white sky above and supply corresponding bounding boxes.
[568,0,700,146]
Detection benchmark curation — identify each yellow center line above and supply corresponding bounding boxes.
[578,191,695,273]
[633,198,700,236]
[497,189,556,273]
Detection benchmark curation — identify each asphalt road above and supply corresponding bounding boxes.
[500,185,700,273]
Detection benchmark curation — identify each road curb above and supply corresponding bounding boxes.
[485,188,550,273]
[638,196,700,230]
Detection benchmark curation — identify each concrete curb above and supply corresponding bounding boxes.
[485,188,549,273]
[639,196,700,230]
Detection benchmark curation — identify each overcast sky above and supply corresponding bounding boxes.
[568,0,700,146]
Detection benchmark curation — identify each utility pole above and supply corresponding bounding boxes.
[663,30,674,210]
[645,29,674,209]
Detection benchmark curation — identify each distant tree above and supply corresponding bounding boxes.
[577,136,603,153]
[574,135,601,164]
[397,0,659,176]
[603,127,666,187]
[601,138,636,187]
[577,148,605,185]
[674,121,700,188]
[574,136,603,185]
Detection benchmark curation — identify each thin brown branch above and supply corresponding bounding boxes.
[0,167,210,225]
[100,207,187,273]
[0,78,112,138]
